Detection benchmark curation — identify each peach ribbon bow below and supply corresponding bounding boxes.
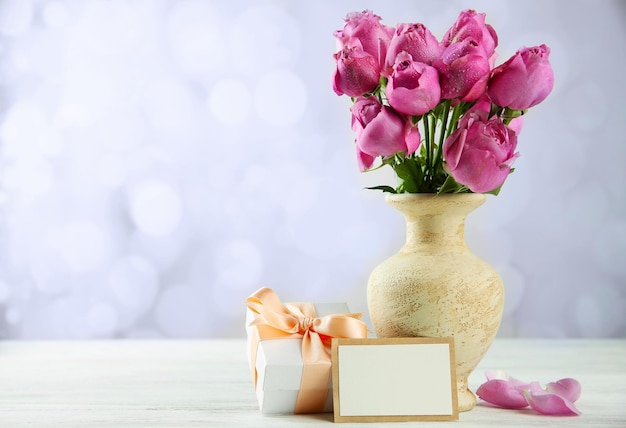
[246,287,368,414]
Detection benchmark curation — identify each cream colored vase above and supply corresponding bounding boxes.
[367,193,504,412]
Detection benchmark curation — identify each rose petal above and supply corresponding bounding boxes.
[485,370,508,381]
[523,389,582,416]
[356,146,375,172]
[508,116,524,135]
[546,378,582,403]
[485,371,534,388]
[476,379,529,409]
[405,123,421,155]
[517,380,543,394]
[356,106,408,157]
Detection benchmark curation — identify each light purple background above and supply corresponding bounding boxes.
[0,0,624,339]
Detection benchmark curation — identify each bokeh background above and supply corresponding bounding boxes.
[0,0,624,340]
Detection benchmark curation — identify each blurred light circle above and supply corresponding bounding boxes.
[230,4,300,74]
[1,101,48,159]
[96,154,127,188]
[128,230,185,273]
[499,266,526,316]
[3,158,55,196]
[54,102,93,128]
[210,278,252,322]
[466,224,513,268]
[575,289,626,337]
[0,281,10,303]
[39,131,65,157]
[479,160,532,228]
[537,130,585,190]
[87,302,119,336]
[517,322,565,338]
[214,239,264,289]
[155,284,210,337]
[0,0,33,37]
[68,0,145,57]
[254,70,307,126]
[36,273,72,296]
[262,162,320,214]
[565,80,608,131]
[564,182,609,246]
[5,307,21,325]
[95,110,146,153]
[592,219,626,277]
[208,79,252,125]
[56,220,112,273]
[42,1,69,29]
[285,181,368,259]
[141,78,196,132]
[166,0,223,75]
[188,247,213,288]
[129,181,183,236]
[109,255,159,313]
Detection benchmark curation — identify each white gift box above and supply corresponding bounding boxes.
[246,302,351,414]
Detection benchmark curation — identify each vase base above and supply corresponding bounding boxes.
[458,387,477,412]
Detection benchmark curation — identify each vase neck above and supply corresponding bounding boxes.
[385,194,486,253]
[404,214,467,251]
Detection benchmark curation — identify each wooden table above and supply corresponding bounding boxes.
[0,339,624,427]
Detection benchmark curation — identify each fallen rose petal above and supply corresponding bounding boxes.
[476,379,530,409]
[485,370,508,381]
[523,389,582,416]
[519,381,544,395]
[485,370,534,389]
[546,378,582,403]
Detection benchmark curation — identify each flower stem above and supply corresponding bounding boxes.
[433,99,451,180]
[429,110,437,187]
[423,113,431,175]
[446,102,463,140]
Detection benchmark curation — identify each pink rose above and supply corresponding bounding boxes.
[384,23,441,74]
[434,39,491,101]
[443,112,519,193]
[351,97,420,170]
[488,44,554,110]
[333,41,381,97]
[386,52,441,116]
[334,10,393,67]
[442,9,498,60]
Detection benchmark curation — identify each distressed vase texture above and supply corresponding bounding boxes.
[366,193,504,412]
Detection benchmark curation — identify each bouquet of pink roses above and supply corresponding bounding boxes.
[332,9,554,194]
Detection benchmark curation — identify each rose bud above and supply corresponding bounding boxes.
[488,44,554,110]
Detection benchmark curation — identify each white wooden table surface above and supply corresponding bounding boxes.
[0,339,624,427]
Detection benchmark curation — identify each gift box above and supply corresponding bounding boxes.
[246,287,368,414]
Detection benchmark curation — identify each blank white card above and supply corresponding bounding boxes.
[332,337,458,423]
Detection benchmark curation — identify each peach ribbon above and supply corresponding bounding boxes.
[246,287,367,414]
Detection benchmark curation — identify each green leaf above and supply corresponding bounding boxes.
[438,175,466,194]
[485,183,504,196]
[365,185,397,194]
[379,76,388,90]
[393,158,422,193]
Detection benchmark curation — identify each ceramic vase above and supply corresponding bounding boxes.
[366,193,504,412]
